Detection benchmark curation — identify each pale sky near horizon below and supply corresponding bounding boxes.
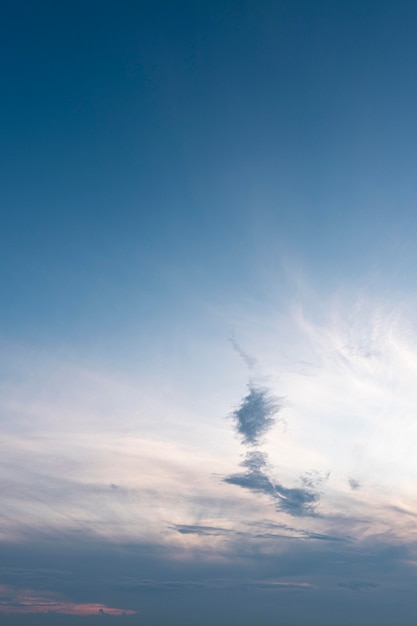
[3,1,417,624]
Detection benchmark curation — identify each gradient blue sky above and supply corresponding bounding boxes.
[3,1,417,624]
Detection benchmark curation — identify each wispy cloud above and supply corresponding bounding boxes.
[229,334,258,370]
[173,521,348,542]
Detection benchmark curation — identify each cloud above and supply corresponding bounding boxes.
[229,334,257,370]
[301,471,330,490]
[173,524,236,537]
[275,484,320,516]
[118,578,205,592]
[173,521,347,543]
[225,450,273,489]
[118,577,313,593]
[225,371,321,516]
[337,581,379,591]
[224,451,319,517]
[348,478,361,490]
[246,580,314,591]
[230,384,281,446]
[0,584,136,615]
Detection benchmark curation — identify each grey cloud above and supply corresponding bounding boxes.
[225,465,274,494]
[244,520,349,543]
[173,521,346,543]
[274,484,319,517]
[225,377,327,518]
[224,450,274,496]
[230,384,281,446]
[304,532,348,542]
[241,450,269,473]
[251,531,346,542]
[173,524,236,537]
[224,451,319,517]
[348,478,361,490]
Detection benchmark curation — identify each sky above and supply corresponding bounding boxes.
[2,0,417,624]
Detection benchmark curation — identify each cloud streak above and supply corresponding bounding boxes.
[229,335,258,370]
[173,522,347,542]
[118,577,313,593]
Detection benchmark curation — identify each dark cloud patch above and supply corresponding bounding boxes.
[348,478,361,491]
[337,581,379,591]
[244,520,300,533]
[305,532,348,543]
[230,384,281,446]
[275,484,320,517]
[224,450,274,495]
[224,451,319,517]
[240,450,270,473]
[173,524,236,537]
[225,468,275,496]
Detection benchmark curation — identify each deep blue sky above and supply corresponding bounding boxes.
[3,1,417,624]
[3,0,417,349]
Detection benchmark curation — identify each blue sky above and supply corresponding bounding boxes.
[3,1,417,624]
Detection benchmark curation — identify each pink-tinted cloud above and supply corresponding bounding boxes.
[0,584,136,615]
